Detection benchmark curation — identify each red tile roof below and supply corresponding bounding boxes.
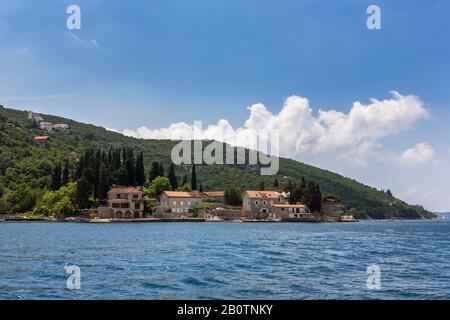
[204,191,225,197]
[34,136,50,140]
[108,187,142,194]
[244,190,282,198]
[163,191,205,198]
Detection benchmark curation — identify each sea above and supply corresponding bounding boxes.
[0,220,449,299]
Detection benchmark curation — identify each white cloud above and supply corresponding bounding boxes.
[120,91,428,164]
[401,143,435,165]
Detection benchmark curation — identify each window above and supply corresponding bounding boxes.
[112,203,120,208]
[281,208,284,211]
[188,201,191,206]
[133,194,138,199]
[116,194,121,199]
[173,201,177,206]
[263,201,267,205]
[135,203,140,210]
[255,201,259,205]
[181,201,184,206]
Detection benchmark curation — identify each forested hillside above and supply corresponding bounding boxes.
[0,105,434,219]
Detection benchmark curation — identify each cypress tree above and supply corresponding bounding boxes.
[135,152,145,186]
[159,163,164,177]
[97,163,110,203]
[181,173,188,186]
[62,159,70,186]
[51,162,62,191]
[167,163,178,190]
[76,174,91,209]
[259,180,265,191]
[286,179,294,204]
[149,162,160,182]
[191,164,197,190]
[273,178,279,189]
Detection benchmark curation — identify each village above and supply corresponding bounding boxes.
[92,187,355,223]
[3,110,356,224]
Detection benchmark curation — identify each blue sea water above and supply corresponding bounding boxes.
[0,220,449,300]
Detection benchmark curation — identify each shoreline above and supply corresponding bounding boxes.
[1,216,440,223]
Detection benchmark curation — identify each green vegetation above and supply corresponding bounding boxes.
[34,182,77,216]
[224,183,243,206]
[0,106,435,219]
[146,176,171,196]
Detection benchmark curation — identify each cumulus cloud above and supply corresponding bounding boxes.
[112,91,428,164]
[401,143,435,164]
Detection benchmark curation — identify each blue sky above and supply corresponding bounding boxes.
[1,0,450,211]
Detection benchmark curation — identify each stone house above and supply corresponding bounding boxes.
[98,187,144,219]
[242,190,287,216]
[159,191,205,214]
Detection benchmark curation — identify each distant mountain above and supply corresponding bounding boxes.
[0,105,435,219]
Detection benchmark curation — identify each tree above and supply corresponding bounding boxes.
[285,179,294,204]
[167,163,178,190]
[304,182,322,213]
[124,148,136,186]
[259,180,265,191]
[35,182,77,216]
[386,189,393,197]
[191,164,197,190]
[62,159,70,186]
[273,178,279,189]
[181,173,188,186]
[135,152,146,186]
[50,162,62,191]
[224,183,242,206]
[97,163,110,203]
[148,162,160,182]
[146,176,171,196]
[76,175,91,209]
[159,163,164,177]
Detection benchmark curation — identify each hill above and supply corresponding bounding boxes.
[0,105,435,219]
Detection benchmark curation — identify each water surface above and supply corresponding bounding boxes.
[0,220,449,299]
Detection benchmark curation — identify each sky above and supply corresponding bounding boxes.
[0,0,449,211]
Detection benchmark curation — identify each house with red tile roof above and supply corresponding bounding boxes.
[98,186,144,219]
[159,191,205,214]
[242,190,289,216]
[34,136,51,147]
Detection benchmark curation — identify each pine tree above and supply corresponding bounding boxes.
[62,159,70,186]
[149,162,160,182]
[51,162,62,190]
[191,164,197,190]
[167,163,178,190]
[135,152,145,186]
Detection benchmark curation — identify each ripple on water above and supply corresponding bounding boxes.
[1,221,450,299]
